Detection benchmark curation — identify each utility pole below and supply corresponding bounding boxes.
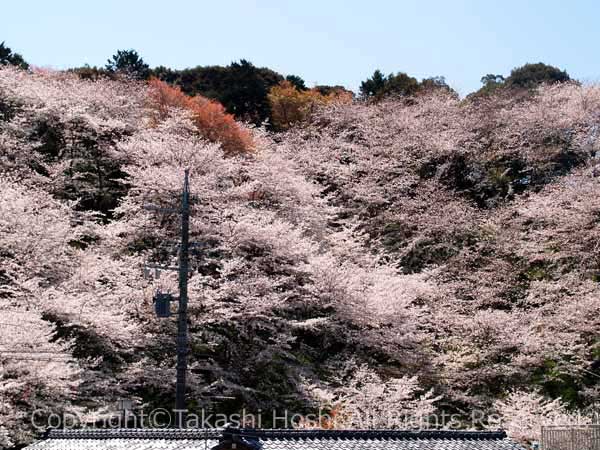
[175,169,190,427]
[143,170,192,428]
[143,173,238,428]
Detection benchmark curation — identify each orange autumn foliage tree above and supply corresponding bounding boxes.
[147,78,253,154]
[268,80,352,130]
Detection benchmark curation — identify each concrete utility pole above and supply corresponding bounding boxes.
[175,169,190,427]
[143,170,192,428]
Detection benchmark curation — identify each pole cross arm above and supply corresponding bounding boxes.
[189,242,210,248]
[144,263,194,272]
[165,242,209,249]
[143,205,182,213]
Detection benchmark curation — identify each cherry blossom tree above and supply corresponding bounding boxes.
[490,390,591,444]
[1,65,599,446]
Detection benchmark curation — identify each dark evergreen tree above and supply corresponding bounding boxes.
[105,49,150,80]
[360,69,421,99]
[0,41,29,69]
[360,69,387,98]
[153,60,283,125]
[151,65,179,84]
[385,72,420,96]
[285,74,307,91]
[481,74,505,86]
[219,60,269,123]
[506,63,570,88]
[420,76,456,96]
[68,64,110,81]
[314,85,353,97]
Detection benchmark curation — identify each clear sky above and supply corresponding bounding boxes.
[4,0,600,95]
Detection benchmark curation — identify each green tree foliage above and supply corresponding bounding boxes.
[360,70,451,99]
[0,41,28,69]
[220,59,279,124]
[285,74,307,91]
[506,62,570,88]
[68,64,110,81]
[385,71,420,96]
[481,74,505,86]
[105,49,150,80]
[420,76,457,96]
[152,65,178,84]
[468,74,506,98]
[314,85,353,97]
[359,69,387,98]
[152,59,285,125]
[470,64,571,99]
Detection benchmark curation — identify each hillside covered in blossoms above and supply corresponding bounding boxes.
[1,66,599,447]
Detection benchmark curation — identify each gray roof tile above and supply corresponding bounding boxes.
[220,429,525,450]
[26,429,219,450]
[27,438,219,450]
[24,428,526,450]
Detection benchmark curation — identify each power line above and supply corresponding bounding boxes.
[0,340,71,346]
[0,350,70,354]
[0,322,32,327]
[560,360,600,380]
[0,356,73,362]
[0,319,54,327]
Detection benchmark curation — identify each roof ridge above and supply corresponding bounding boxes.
[47,428,222,440]
[45,427,509,441]
[225,428,508,441]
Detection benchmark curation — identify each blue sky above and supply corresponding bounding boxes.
[4,0,599,95]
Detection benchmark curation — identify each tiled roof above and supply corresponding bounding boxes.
[24,428,526,450]
[218,428,526,450]
[26,428,220,450]
[46,428,221,440]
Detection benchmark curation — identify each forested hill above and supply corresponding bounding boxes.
[0,66,599,448]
